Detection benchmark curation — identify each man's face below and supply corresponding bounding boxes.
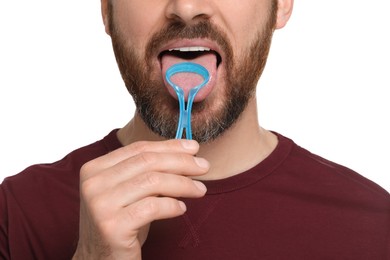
[107,0,277,142]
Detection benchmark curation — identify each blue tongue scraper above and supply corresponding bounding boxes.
[165,62,210,140]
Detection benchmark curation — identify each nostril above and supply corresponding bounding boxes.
[192,13,211,21]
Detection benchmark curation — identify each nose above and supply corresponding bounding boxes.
[165,0,214,24]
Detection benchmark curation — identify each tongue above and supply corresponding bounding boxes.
[162,52,217,101]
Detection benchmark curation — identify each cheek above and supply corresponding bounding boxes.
[219,1,272,54]
[112,1,166,48]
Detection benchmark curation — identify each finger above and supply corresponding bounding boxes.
[82,197,186,255]
[113,151,209,178]
[90,152,208,194]
[97,197,187,251]
[80,152,209,200]
[96,139,199,168]
[105,173,207,207]
[82,139,200,178]
[119,197,187,230]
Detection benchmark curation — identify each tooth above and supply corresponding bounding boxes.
[168,47,211,52]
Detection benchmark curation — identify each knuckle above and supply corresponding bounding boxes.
[137,152,158,167]
[173,153,192,169]
[80,178,108,211]
[141,199,159,217]
[178,153,189,165]
[129,172,161,191]
[80,160,96,179]
[166,139,182,149]
[88,195,113,220]
[141,172,161,189]
[130,141,149,153]
[178,175,193,188]
[88,195,106,212]
[80,177,99,198]
[130,198,158,220]
[80,178,93,195]
[126,198,184,225]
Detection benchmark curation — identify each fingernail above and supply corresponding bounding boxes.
[193,180,207,193]
[181,140,198,150]
[194,157,209,169]
[178,201,187,212]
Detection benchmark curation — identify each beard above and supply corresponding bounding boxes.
[108,2,277,143]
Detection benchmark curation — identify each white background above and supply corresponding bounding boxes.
[0,0,389,192]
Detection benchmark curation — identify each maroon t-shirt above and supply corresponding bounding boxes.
[1,130,389,259]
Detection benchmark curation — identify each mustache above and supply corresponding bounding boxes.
[145,20,232,61]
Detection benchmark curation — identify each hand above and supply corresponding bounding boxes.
[72,139,209,259]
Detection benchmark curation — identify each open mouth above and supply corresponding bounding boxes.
[159,47,222,67]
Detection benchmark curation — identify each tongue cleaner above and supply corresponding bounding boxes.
[165,62,210,140]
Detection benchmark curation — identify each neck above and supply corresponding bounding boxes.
[117,97,278,180]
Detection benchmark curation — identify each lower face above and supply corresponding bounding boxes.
[108,2,277,143]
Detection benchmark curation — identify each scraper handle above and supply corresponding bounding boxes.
[165,62,210,140]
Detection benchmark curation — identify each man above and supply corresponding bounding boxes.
[1,0,389,259]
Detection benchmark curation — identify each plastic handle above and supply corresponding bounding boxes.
[165,62,210,139]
